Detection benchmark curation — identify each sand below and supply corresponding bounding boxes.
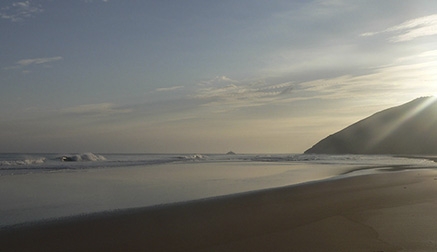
[1,169,437,252]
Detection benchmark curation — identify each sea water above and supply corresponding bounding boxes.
[0,153,435,227]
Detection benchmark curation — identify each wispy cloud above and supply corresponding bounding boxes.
[4,56,63,70]
[0,1,43,22]
[84,0,109,3]
[16,56,63,66]
[190,46,437,117]
[61,103,132,117]
[196,82,294,101]
[155,86,184,92]
[197,76,239,86]
[361,14,437,42]
[297,50,437,104]
[193,76,296,112]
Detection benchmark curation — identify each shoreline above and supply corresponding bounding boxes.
[2,169,437,251]
[0,160,421,230]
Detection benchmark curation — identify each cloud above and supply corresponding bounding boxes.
[0,1,43,22]
[198,77,294,99]
[83,0,109,3]
[190,46,437,118]
[4,56,63,70]
[155,86,184,92]
[193,76,296,113]
[296,50,437,104]
[60,103,132,117]
[17,56,63,66]
[361,14,437,42]
[197,75,239,87]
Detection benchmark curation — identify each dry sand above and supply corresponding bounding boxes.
[1,169,437,252]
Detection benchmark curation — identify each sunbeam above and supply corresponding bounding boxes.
[366,96,437,151]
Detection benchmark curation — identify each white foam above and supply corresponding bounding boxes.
[0,157,46,166]
[182,154,207,161]
[60,153,106,162]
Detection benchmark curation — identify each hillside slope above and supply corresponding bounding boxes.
[305,97,437,154]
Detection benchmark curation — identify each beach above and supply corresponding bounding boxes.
[2,169,437,252]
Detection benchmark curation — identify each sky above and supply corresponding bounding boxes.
[1,0,437,154]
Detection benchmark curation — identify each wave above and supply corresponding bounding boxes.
[60,153,106,162]
[0,153,107,167]
[177,154,208,161]
[1,153,434,177]
[0,157,46,166]
[251,154,344,162]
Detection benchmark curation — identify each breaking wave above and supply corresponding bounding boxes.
[60,153,107,162]
[0,153,108,176]
[1,153,435,177]
[0,157,46,166]
[178,154,207,161]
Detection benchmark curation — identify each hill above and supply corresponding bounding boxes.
[305,97,437,154]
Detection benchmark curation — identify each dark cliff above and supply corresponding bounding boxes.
[305,97,437,154]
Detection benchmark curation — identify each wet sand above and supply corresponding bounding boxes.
[1,169,437,251]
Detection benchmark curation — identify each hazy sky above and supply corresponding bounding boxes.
[1,0,437,153]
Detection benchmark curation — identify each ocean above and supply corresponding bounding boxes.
[1,153,435,228]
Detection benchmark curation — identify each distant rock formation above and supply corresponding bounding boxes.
[226,151,236,155]
[305,97,437,154]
